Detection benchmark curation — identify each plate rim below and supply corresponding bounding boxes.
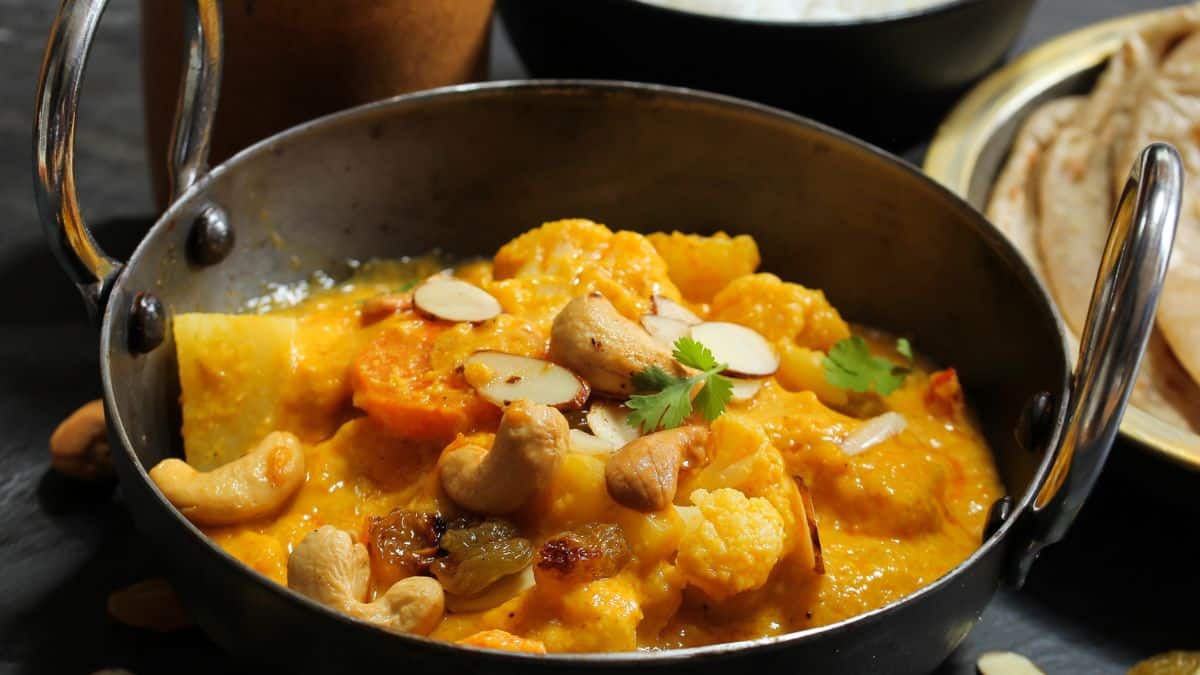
[924,6,1200,473]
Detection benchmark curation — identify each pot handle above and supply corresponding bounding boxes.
[33,0,222,316]
[1010,143,1182,585]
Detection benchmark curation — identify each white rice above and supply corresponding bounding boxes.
[637,0,956,21]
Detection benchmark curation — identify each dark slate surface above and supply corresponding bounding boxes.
[1,1,1195,673]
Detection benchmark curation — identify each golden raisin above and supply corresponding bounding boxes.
[1128,651,1200,675]
[534,523,631,589]
[431,518,533,597]
[367,510,444,587]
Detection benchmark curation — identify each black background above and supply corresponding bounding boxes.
[1,1,1195,673]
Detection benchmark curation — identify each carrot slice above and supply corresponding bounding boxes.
[352,321,499,441]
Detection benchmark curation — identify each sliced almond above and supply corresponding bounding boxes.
[728,378,765,403]
[976,652,1045,675]
[413,277,501,323]
[840,411,907,456]
[445,565,535,613]
[464,351,589,410]
[641,314,693,348]
[586,402,641,447]
[690,321,779,377]
[794,477,825,576]
[652,295,702,324]
[569,429,617,456]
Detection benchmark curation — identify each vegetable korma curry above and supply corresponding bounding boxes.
[151,219,1003,653]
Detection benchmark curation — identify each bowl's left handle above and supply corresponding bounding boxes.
[33,0,222,319]
[1009,143,1182,585]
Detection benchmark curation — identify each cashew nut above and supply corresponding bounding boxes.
[550,293,689,396]
[288,526,444,635]
[106,577,193,632]
[605,425,709,512]
[439,399,568,514]
[148,431,305,526]
[49,399,112,480]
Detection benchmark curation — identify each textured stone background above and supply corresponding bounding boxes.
[0,1,1193,673]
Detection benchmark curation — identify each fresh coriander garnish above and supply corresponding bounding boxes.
[822,336,913,396]
[626,337,733,433]
[397,279,419,292]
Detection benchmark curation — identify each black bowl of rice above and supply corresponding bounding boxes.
[497,0,1035,148]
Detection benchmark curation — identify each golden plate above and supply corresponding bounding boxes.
[924,7,1200,472]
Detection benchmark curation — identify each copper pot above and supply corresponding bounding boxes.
[142,0,493,206]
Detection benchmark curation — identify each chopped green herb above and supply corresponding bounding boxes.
[397,279,419,292]
[626,337,733,433]
[672,337,721,372]
[632,365,677,392]
[822,336,912,396]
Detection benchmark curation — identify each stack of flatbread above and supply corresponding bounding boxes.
[986,4,1200,432]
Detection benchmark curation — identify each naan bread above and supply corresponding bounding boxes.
[1136,334,1200,430]
[1037,35,1162,334]
[986,97,1083,279]
[986,11,1200,432]
[1109,5,1200,196]
[1121,30,1200,390]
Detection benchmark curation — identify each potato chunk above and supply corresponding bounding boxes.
[175,314,298,471]
[647,231,760,302]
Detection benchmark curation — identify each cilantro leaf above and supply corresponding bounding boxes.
[627,380,695,433]
[896,337,913,361]
[822,336,911,396]
[625,337,733,433]
[673,337,719,371]
[397,279,418,292]
[693,372,733,422]
[632,365,676,392]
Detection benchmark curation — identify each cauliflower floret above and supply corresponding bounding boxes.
[709,273,850,351]
[682,415,808,560]
[539,576,644,652]
[676,488,786,600]
[647,231,760,302]
[490,220,682,328]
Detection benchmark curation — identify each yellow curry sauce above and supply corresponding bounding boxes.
[173,219,1002,653]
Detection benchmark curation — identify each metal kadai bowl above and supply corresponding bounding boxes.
[924,8,1200,473]
[34,0,1182,673]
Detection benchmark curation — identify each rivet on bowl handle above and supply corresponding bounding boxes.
[33,0,223,320]
[1008,143,1182,585]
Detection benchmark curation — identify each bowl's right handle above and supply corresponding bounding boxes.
[33,0,222,318]
[1010,143,1182,585]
